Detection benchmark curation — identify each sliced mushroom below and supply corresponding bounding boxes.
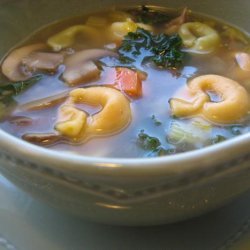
[235,52,250,71]
[18,91,69,111]
[1,43,46,81]
[63,49,117,85]
[9,116,33,126]
[22,52,64,72]
[63,61,100,85]
[165,7,188,34]
[22,133,62,146]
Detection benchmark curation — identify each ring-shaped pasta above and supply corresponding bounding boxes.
[55,87,132,140]
[170,75,250,124]
[178,22,220,53]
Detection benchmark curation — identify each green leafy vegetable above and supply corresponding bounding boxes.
[0,75,42,118]
[0,75,42,101]
[137,129,161,150]
[147,146,176,157]
[211,135,227,144]
[118,28,184,69]
[151,115,162,126]
[137,129,176,157]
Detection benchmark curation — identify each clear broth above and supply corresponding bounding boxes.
[0,7,249,158]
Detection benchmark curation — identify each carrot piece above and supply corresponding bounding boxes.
[115,67,143,98]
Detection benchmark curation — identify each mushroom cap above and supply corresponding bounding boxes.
[1,43,46,81]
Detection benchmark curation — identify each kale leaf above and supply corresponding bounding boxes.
[118,28,184,69]
[146,147,176,157]
[211,135,227,144]
[137,129,161,151]
[151,115,162,126]
[0,75,42,101]
[0,75,42,118]
[136,129,177,157]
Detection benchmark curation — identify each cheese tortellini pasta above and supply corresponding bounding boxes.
[55,87,132,140]
[170,75,250,124]
[178,22,220,53]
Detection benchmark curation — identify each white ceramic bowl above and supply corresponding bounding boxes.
[0,0,249,225]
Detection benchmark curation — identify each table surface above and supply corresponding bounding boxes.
[0,174,249,250]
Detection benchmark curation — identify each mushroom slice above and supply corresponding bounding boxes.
[1,43,46,81]
[63,49,117,85]
[63,61,101,85]
[22,133,62,146]
[22,52,64,72]
[9,116,33,126]
[18,91,69,111]
[165,7,188,34]
[235,52,250,71]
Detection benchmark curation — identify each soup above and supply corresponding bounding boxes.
[0,6,249,158]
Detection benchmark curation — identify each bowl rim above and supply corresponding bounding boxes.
[0,128,249,176]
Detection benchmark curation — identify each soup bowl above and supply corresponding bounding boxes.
[0,0,249,226]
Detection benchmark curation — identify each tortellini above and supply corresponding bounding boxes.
[170,75,250,124]
[47,25,100,51]
[55,87,132,140]
[109,18,152,42]
[178,22,220,53]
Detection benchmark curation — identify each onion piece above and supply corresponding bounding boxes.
[22,52,64,72]
[1,43,46,81]
[167,119,211,146]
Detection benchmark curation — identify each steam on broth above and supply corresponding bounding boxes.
[0,6,249,158]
